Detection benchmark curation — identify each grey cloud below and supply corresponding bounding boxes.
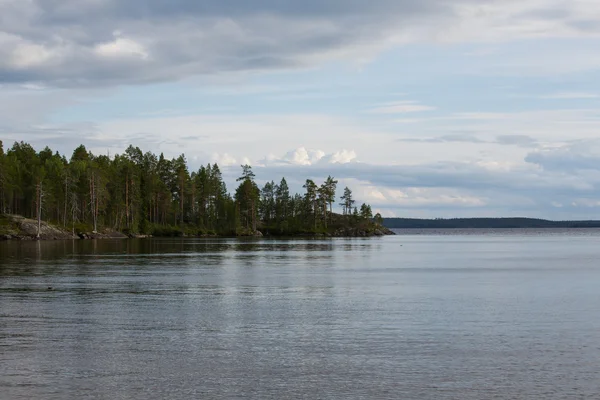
[397,134,486,144]
[495,135,538,147]
[33,0,439,22]
[516,6,570,21]
[1,0,443,86]
[2,0,595,87]
[569,19,600,32]
[525,141,600,172]
[239,159,598,195]
[397,134,539,147]
[180,135,208,141]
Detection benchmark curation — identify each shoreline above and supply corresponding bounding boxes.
[0,232,395,241]
[1,230,396,241]
[1,214,395,241]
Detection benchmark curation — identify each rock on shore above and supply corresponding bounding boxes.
[77,230,128,240]
[0,214,128,240]
[330,226,396,237]
[0,215,77,240]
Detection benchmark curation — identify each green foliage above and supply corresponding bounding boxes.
[0,142,375,237]
[340,186,355,215]
[360,203,373,219]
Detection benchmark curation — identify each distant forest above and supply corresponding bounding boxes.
[0,140,379,236]
[383,218,600,229]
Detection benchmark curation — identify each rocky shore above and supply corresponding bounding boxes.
[330,226,395,237]
[0,215,76,241]
[0,215,127,241]
[260,226,396,238]
[1,214,395,241]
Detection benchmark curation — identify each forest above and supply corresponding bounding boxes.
[0,140,383,237]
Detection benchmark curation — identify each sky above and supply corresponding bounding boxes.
[2,0,600,219]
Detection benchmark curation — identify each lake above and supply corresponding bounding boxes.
[1,230,600,399]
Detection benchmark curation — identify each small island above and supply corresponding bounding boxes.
[0,141,393,240]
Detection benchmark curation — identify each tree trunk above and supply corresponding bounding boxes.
[90,172,97,233]
[252,200,256,232]
[36,181,42,239]
[129,178,134,229]
[125,175,129,229]
[179,176,184,226]
[63,176,68,227]
[95,186,99,232]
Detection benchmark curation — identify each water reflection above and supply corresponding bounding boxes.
[2,235,600,399]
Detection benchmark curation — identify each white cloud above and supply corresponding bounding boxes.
[211,152,237,167]
[94,36,149,60]
[325,149,357,164]
[369,101,436,114]
[0,32,60,69]
[256,147,357,167]
[360,185,488,207]
[282,147,325,165]
[10,42,55,68]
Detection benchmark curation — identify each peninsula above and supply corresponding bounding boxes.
[0,141,392,240]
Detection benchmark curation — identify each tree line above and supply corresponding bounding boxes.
[0,140,378,236]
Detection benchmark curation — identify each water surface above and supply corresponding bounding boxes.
[1,231,600,399]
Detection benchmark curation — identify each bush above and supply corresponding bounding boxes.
[151,225,184,237]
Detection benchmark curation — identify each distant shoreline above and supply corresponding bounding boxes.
[383,218,600,229]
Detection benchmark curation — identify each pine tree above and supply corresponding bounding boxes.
[340,187,355,216]
[275,178,290,233]
[324,176,338,221]
[303,179,318,230]
[260,181,276,228]
[235,165,259,232]
[360,203,373,219]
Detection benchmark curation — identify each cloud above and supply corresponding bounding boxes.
[244,154,597,197]
[94,34,149,60]
[211,152,238,167]
[448,112,509,120]
[217,146,600,218]
[397,134,539,147]
[2,0,600,86]
[525,139,600,172]
[282,147,326,165]
[325,149,357,164]
[397,134,485,144]
[257,147,357,167]
[369,101,436,114]
[359,185,488,207]
[494,135,538,147]
[540,92,600,99]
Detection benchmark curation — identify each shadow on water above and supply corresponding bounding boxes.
[0,237,381,277]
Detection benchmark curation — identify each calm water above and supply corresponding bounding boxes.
[1,230,600,399]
